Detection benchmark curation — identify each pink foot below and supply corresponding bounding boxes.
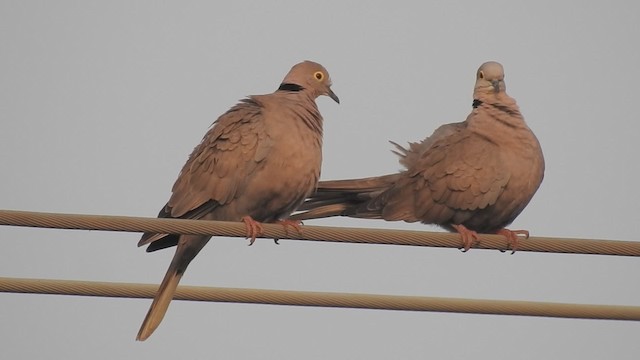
[452,224,479,252]
[276,219,303,236]
[273,219,304,244]
[496,229,529,254]
[242,216,264,245]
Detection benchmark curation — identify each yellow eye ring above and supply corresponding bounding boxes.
[314,71,324,81]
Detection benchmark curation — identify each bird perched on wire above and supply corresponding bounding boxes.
[136,60,339,341]
[292,61,543,252]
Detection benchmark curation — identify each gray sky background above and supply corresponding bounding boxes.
[1,1,640,359]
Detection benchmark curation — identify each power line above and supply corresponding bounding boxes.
[2,277,639,321]
[1,209,639,322]
[0,209,638,256]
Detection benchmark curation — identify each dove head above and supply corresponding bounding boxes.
[474,61,506,95]
[278,61,339,103]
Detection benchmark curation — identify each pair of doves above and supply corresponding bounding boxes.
[136,61,544,341]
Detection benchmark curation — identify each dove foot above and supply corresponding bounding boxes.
[496,229,529,254]
[272,219,304,244]
[242,216,264,245]
[276,219,303,236]
[452,224,479,252]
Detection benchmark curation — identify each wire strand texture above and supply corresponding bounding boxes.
[2,277,639,321]
[0,209,639,256]
[1,209,639,322]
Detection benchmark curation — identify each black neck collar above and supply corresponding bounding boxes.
[278,83,304,92]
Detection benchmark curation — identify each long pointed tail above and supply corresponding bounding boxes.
[136,267,183,341]
[136,235,210,341]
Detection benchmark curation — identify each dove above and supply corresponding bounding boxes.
[293,61,543,252]
[136,61,339,341]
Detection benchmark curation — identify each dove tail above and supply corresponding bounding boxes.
[136,266,183,341]
[136,235,210,341]
[291,174,400,221]
[291,203,351,220]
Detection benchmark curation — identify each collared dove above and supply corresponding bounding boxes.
[136,61,339,341]
[293,61,544,252]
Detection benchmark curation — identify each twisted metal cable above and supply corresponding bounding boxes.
[0,209,639,256]
[1,277,638,321]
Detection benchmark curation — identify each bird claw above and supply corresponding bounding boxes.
[452,224,479,252]
[271,220,304,245]
[276,219,304,236]
[496,229,529,254]
[242,216,264,245]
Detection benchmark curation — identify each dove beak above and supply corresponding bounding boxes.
[491,80,500,93]
[327,88,340,104]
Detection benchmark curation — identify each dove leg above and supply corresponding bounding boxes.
[452,224,480,252]
[242,216,265,245]
[496,229,529,254]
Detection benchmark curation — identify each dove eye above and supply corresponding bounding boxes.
[479,71,485,79]
[314,71,324,81]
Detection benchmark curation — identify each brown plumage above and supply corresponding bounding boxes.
[136,61,339,341]
[293,61,544,251]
